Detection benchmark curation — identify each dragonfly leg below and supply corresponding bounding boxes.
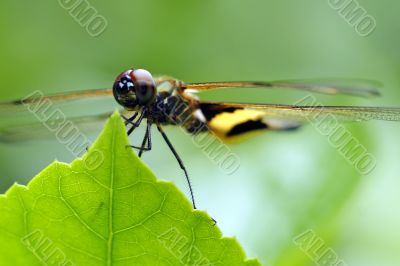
[127,119,153,156]
[126,110,146,136]
[156,122,197,209]
[122,112,139,126]
[138,120,152,157]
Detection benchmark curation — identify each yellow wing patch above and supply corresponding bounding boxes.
[207,109,268,142]
[203,107,301,143]
[199,103,302,142]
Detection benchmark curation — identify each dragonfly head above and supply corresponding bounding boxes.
[113,68,156,109]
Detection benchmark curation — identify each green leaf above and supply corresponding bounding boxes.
[0,111,261,266]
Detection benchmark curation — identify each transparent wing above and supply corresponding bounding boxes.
[0,88,120,142]
[184,79,382,97]
[8,88,113,105]
[200,102,400,123]
[0,112,116,142]
[199,101,400,140]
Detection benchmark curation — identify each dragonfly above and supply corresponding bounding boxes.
[1,68,400,209]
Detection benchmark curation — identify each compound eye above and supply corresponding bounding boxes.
[112,70,137,108]
[135,81,156,105]
[129,69,156,105]
[118,76,134,93]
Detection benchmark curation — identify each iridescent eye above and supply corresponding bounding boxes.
[112,70,137,108]
[135,80,156,105]
[118,76,134,93]
[112,68,156,108]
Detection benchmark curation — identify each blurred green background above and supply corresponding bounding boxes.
[1,0,400,265]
